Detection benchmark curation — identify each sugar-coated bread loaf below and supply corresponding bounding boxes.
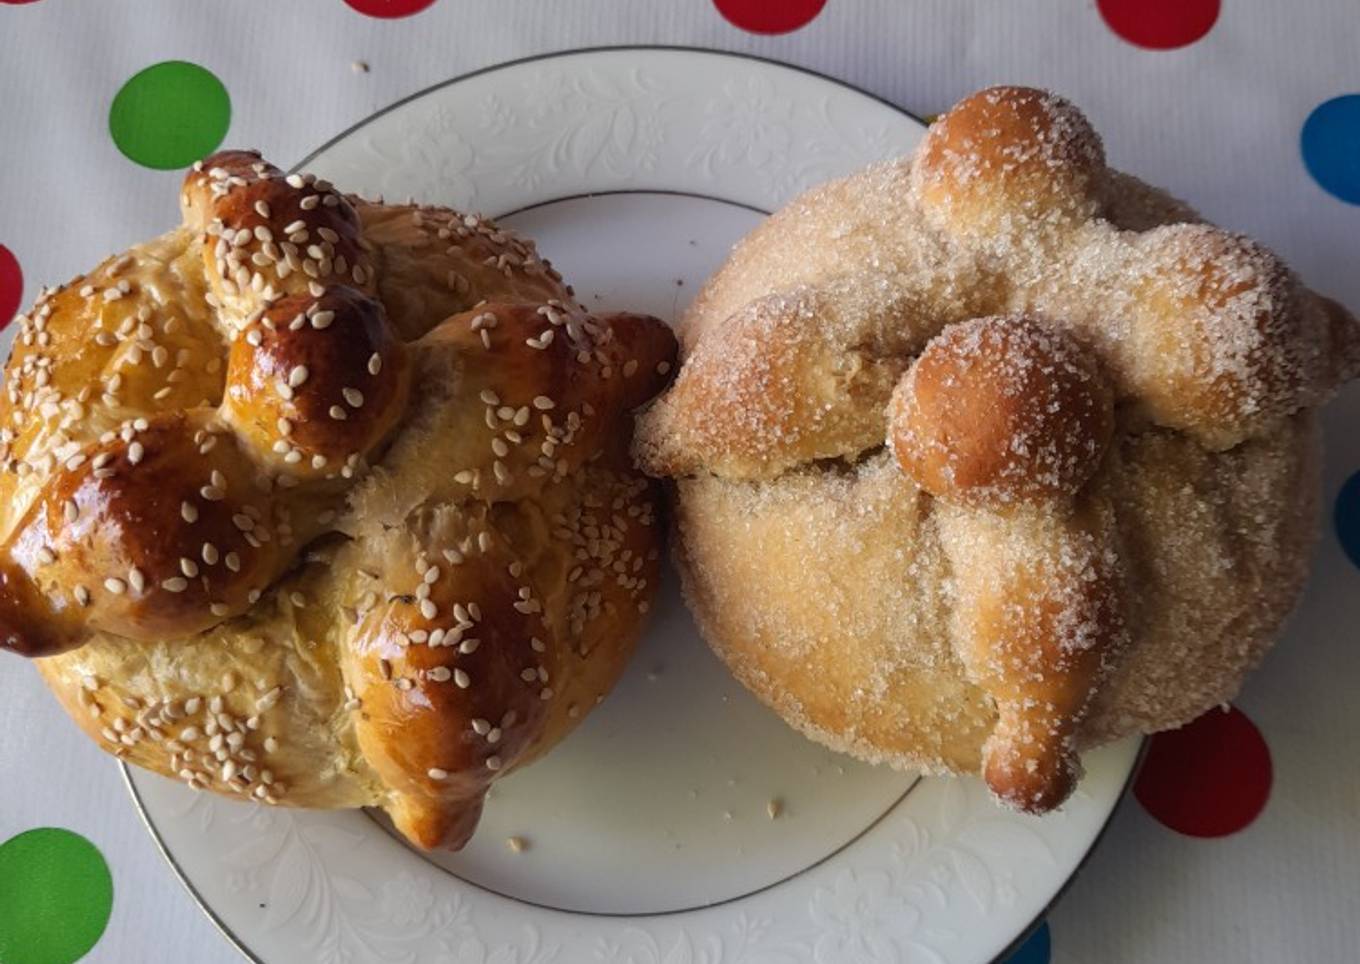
[636,87,1359,813]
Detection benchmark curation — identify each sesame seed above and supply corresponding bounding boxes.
[532,395,555,410]
[286,174,305,189]
[486,755,502,771]
[419,599,437,620]
[288,365,309,387]
[127,441,145,464]
[290,591,306,608]
[128,568,146,593]
[471,718,490,735]
[180,558,200,578]
[428,768,449,780]
[367,353,382,375]
[276,381,294,401]
[657,361,671,375]
[256,688,282,712]
[506,836,526,853]
[225,552,241,572]
[459,638,480,655]
[328,405,347,420]
[211,602,229,616]
[264,737,279,753]
[767,799,782,819]
[162,576,189,593]
[74,585,91,606]
[254,200,272,219]
[202,543,219,565]
[310,310,335,330]
[181,501,199,522]
[36,546,55,566]
[342,387,363,407]
[428,667,452,682]
[453,668,470,688]
[201,485,225,501]
[104,577,127,595]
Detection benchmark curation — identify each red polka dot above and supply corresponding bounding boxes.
[713,0,827,35]
[342,0,438,17]
[1098,0,1220,50]
[0,245,22,331]
[1134,705,1272,837]
[0,1,46,6]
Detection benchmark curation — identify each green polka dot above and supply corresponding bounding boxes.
[109,61,231,170]
[0,828,113,964]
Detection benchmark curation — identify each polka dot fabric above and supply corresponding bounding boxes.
[712,0,827,34]
[1134,706,1273,837]
[343,0,440,18]
[1098,0,1221,49]
[109,61,231,170]
[1003,922,1052,964]
[0,828,113,964]
[1301,95,1360,205]
[1336,472,1360,569]
[0,244,21,330]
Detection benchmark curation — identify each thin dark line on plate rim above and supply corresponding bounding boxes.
[360,773,922,919]
[291,43,928,174]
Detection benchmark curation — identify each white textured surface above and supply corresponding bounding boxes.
[0,3,1356,963]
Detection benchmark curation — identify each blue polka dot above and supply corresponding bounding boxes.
[1003,921,1051,964]
[1337,471,1360,569]
[1302,95,1360,205]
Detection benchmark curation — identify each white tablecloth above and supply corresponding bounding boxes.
[1,2,1357,961]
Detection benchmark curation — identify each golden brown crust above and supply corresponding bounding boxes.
[638,85,1358,813]
[5,150,676,849]
[223,286,409,479]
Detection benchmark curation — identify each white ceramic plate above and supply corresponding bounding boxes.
[125,47,1141,964]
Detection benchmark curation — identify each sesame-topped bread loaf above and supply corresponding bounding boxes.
[636,87,1360,813]
[0,150,676,849]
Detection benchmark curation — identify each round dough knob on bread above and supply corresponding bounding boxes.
[890,317,1113,506]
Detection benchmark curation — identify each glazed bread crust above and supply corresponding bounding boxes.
[3,150,676,848]
[637,87,1358,812]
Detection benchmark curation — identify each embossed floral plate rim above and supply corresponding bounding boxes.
[123,46,1144,964]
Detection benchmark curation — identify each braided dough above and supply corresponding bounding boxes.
[1,151,676,848]
[636,87,1360,812]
